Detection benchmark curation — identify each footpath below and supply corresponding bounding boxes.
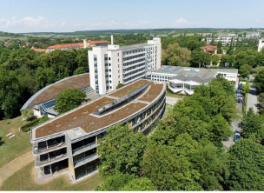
[0,151,34,188]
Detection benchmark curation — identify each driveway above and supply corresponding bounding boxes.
[246,75,258,113]
[222,103,242,148]
[166,96,182,105]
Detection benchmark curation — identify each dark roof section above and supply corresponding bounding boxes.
[21,73,90,110]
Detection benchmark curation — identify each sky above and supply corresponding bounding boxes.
[0,0,264,33]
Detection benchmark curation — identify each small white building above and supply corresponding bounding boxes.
[88,36,161,95]
[147,66,238,95]
[258,38,264,52]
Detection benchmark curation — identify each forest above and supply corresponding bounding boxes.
[96,76,264,191]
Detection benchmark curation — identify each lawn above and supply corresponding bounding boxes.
[164,104,173,119]
[0,116,32,168]
[0,162,103,191]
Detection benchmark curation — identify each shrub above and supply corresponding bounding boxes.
[21,116,50,132]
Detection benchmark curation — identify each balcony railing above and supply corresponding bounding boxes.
[33,142,66,155]
[72,142,98,156]
[35,153,68,167]
[74,154,99,168]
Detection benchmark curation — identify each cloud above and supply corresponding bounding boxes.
[0,16,48,28]
[175,17,205,27]
[60,21,66,27]
[22,16,46,26]
[175,17,189,24]
[140,20,149,24]
[108,20,117,27]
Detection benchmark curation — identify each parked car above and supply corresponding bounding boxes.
[234,132,240,142]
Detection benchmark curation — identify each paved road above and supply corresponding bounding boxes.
[0,151,34,188]
[246,75,258,113]
[222,103,242,148]
[166,96,182,105]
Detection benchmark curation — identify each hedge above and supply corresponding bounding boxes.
[21,116,50,132]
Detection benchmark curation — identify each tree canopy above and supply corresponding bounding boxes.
[226,139,264,190]
[54,88,86,114]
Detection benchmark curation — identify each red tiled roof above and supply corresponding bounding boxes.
[31,46,46,52]
[48,43,84,49]
[201,45,217,52]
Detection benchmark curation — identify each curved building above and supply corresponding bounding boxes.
[21,73,92,118]
[30,79,166,182]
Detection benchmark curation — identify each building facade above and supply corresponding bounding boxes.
[30,79,166,182]
[88,36,161,95]
[258,38,264,52]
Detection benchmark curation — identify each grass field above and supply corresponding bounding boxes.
[0,116,32,168]
[0,162,103,191]
[164,104,173,119]
[0,36,27,41]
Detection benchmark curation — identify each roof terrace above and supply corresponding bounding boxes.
[31,79,165,140]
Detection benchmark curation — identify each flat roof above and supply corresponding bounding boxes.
[120,43,150,51]
[32,79,165,140]
[152,66,238,83]
[21,73,90,110]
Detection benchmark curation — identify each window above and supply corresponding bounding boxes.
[118,59,119,62]
[108,57,111,60]
[117,53,119,56]
[109,63,111,66]
[110,86,112,89]
[93,55,97,62]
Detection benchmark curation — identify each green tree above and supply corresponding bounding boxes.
[207,115,233,146]
[116,83,124,89]
[73,67,87,75]
[212,54,219,66]
[191,50,210,67]
[21,109,33,121]
[226,139,264,190]
[242,108,263,142]
[162,43,191,66]
[241,82,250,94]
[96,172,134,191]
[142,134,203,190]
[120,178,157,191]
[0,69,21,119]
[191,144,230,190]
[54,88,86,114]
[255,69,264,92]
[239,64,252,78]
[97,124,147,178]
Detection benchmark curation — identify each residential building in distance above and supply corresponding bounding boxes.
[205,32,261,46]
[30,79,166,182]
[258,38,264,52]
[147,65,238,95]
[21,73,92,118]
[88,36,161,95]
[46,40,109,53]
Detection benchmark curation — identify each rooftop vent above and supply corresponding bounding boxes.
[73,128,82,136]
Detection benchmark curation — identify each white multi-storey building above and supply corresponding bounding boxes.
[88,36,161,95]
